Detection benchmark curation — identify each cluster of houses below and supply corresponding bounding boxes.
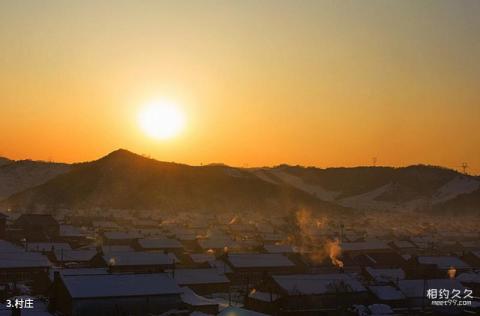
[0,209,479,315]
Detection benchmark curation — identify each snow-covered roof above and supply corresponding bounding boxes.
[198,238,239,250]
[264,244,295,254]
[209,260,233,274]
[61,273,182,298]
[391,240,416,249]
[189,253,216,264]
[49,267,109,281]
[369,285,405,301]
[227,253,295,268]
[103,251,176,266]
[341,241,391,252]
[53,250,96,262]
[417,256,470,269]
[59,225,86,237]
[261,233,285,242]
[103,231,141,240]
[171,268,229,285]
[92,221,119,229]
[273,273,366,295]
[0,240,23,253]
[101,245,134,252]
[0,252,50,269]
[27,242,71,252]
[138,238,183,249]
[365,267,406,283]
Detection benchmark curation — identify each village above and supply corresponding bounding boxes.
[0,208,478,316]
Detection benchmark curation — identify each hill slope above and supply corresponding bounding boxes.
[250,165,479,212]
[3,150,340,213]
[0,160,70,200]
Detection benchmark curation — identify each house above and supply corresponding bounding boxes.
[410,256,471,278]
[363,267,406,285]
[388,240,418,255]
[341,241,392,257]
[197,238,240,252]
[101,245,134,253]
[102,231,141,246]
[93,251,176,273]
[267,273,369,314]
[170,268,230,294]
[135,237,184,256]
[27,242,72,253]
[224,253,298,284]
[353,252,407,269]
[49,272,182,316]
[51,250,97,268]
[14,214,59,241]
[263,244,295,254]
[0,250,50,291]
[58,225,89,247]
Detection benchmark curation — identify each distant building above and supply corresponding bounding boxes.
[14,214,60,241]
[248,273,369,314]
[93,251,177,273]
[50,272,182,316]
[170,268,230,294]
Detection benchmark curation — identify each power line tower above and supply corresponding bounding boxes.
[460,162,468,175]
[372,157,377,167]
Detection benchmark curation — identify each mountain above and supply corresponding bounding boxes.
[250,164,480,212]
[0,159,71,200]
[3,149,339,213]
[1,149,478,213]
[0,157,12,167]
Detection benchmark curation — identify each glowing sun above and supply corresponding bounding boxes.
[138,100,185,139]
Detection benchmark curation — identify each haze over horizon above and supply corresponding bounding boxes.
[1,1,479,173]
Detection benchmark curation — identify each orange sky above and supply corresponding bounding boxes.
[1,1,479,174]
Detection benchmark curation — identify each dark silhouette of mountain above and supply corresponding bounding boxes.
[0,159,70,200]
[1,149,478,214]
[3,149,339,213]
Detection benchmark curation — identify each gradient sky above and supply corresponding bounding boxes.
[1,0,479,174]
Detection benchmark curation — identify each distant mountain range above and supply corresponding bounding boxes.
[0,149,479,214]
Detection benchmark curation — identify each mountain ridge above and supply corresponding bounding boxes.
[1,149,478,214]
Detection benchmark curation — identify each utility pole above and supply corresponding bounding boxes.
[460,162,468,175]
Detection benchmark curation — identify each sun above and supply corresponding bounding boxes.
[138,100,185,139]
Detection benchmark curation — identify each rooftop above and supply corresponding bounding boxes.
[60,273,182,298]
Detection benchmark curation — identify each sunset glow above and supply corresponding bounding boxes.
[0,1,479,173]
